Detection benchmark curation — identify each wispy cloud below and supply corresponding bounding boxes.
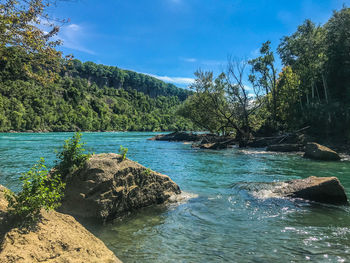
[58,23,96,55]
[201,59,226,66]
[146,73,195,86]
[182,57,197,63]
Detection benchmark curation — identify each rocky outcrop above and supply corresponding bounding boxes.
[304,142,341,161]
[148,131,204,142]
[266,144,302,152]
[270,176,348,205]
[59,153,181,222]
[199,143,227,150]
[197,139,235,150]
[192,136,235,149]
[0,186,121,263]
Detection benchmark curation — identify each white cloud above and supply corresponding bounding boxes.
[146,73,195,85]
[58,23,96,55]
[67,24,80,31]
[182,57,197,63]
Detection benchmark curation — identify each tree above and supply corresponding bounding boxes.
[179,59,263,146]
[275,66,301,129]
[324,7,350,104]
[278,20,327,105]
[249,41,279,131]
[0,0,65,83]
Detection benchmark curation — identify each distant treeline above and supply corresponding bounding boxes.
[0,48,194,132]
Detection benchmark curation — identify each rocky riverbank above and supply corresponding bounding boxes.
[150,132,346,161]
[0,186,121,263]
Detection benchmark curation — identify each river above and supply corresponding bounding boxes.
[1,132,350,262]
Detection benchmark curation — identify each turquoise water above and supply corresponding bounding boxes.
[1,132,350,262]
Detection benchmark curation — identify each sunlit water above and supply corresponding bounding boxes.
[1,132,350,262]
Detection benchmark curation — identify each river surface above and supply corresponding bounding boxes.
[1,132,350,262]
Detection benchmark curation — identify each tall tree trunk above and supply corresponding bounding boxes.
[315,83,321,102]
[322,73,329,104]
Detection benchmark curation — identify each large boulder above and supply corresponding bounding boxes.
[303,142,341,161]
[59,153,181,222]
[272,176,348,205]
[266,144,302,152]
[0,187,121,263]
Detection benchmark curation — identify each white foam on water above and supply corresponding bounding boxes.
[251,182,289,200]
[167,191,199,205]
[239,149,271,155]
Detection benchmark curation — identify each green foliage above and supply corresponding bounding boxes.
[276,7,350,138]
[0,49,195,132]
[55,132,90,177]
[179,64,262,144]
[249,41,279,131]
[180,7,350,142]
[119,145,128,161]
[0,0,65,83]
[5,158,65,222]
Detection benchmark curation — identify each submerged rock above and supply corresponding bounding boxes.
[270,176,348,205]
[304,142,341,161]
[0,186,120,263]
[266,144,302,152]
[60,153,181,222]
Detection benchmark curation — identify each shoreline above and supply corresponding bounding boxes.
[2,130,349,156]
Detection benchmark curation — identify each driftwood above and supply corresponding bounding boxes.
[278,126,311,144]
[248,126,311,148]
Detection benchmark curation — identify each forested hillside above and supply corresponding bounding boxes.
[65,60,191,100]
[0,47,194,132]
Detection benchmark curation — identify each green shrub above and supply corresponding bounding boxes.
[119,145,128,161]
[5,158,65,222]
[55,132,90,178]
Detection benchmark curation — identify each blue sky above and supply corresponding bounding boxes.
[49,0,347,87]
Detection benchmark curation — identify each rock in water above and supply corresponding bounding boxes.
[304,142,341,161]
[0,186,121,263]
[60,153,181,222]
[148,131,201,142]
[275,176,348,205]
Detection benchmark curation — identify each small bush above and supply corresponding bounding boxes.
[55,132,90,178]
[119,145,128,161]
[5,158,65,222]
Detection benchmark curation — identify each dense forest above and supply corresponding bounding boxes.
[179,7,350,145]
[0,51,194,132]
